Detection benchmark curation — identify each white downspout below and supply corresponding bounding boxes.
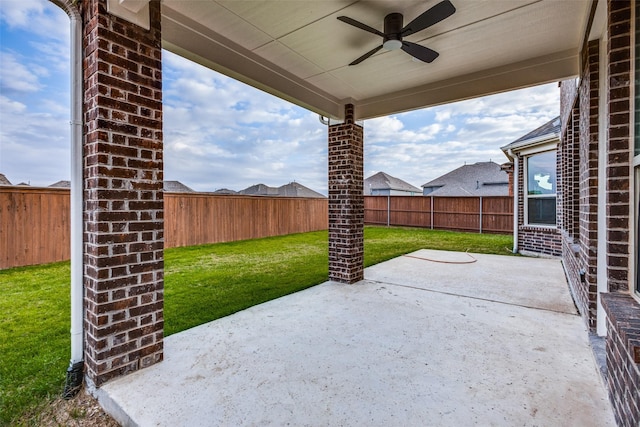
[64,6,84,398]
[509,149,519,254]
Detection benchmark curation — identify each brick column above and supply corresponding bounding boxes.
[603,2,640,426]
[606,0,631,293]
[328,104,364,284]
[82,0,164,387]
[578,39,600,329]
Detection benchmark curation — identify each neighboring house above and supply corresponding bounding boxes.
[364,172,421,196]
[0,173,11,186]
[421,161,510,196]
[239,182,325,198]
[213,188,238,195]
[240,183,279,196]
[49,180,71,188]
[501,117,562,258]
[163,180,195,193]
[46,179,195,192]
[278,182,325,198]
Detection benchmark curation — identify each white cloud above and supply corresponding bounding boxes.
[0,2,558,196]
[0,0,70,42]
[0,51,42,94]
[363,83,559,186]
[162,51,328,193]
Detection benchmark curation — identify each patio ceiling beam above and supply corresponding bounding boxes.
[356,49,579,120]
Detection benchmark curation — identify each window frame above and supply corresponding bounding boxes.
[521,145,558,228]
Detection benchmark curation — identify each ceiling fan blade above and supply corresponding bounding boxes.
[349,45,384,66]
[401,0,456,37]
[337,16,384,37]
[401,41,439,63]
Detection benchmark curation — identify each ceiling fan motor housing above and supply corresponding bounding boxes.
[383,13,403,50]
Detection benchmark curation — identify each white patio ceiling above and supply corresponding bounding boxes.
[160,0,595,120]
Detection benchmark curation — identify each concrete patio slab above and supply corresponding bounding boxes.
[96,250,614,426]
[366,249,578,315]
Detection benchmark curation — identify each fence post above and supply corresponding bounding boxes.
[430,196,434,230]
[387,195,390,227]
[479,196,483,234]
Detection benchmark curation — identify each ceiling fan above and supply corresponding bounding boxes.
[337,0,456,66]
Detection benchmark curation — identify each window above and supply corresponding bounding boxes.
[526,150,557,226]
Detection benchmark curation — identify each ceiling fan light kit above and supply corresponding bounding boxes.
[337,0,456,66]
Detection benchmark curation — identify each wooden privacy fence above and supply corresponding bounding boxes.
[0,187,71,270]
[0,187,328,270]
[0,188,513,269]
[164,193,328,248]
[364,195,513,234]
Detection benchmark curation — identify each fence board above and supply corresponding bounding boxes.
[364,195,513,234]
[0,188,329,269]
[0,187,71,269]
[163,194,328,247]
[1,188,512,270]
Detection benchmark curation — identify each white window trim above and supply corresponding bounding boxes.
[523,148,558,228]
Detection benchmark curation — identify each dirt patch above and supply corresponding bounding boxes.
[20,388,120,427]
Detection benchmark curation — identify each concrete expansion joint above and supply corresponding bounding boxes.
[366,279,580,317]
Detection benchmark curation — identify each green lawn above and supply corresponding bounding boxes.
[0,227,512,425]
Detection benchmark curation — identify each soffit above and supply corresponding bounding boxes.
[161,0,592,120]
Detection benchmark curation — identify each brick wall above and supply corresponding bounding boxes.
[518,226,562,257]
[607,0,631,293]
[558,40,601,331]
[602,1,640,425]
[82,0,164,387]
[578,40,601,329]
[328,105,364,284]
[602,293,640,427]
[560,79,578,137]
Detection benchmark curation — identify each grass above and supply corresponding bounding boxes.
[0,226,513,425]
[164,231,329,335]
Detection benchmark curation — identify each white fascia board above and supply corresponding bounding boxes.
[516,138,558,156]
[119,0,148,13]
[357,49,578,121]
[107,0,150,30]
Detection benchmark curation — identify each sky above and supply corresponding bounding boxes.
[0,0,559,195]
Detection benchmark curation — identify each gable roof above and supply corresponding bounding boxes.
[213,188,238,195]
[240,183,280,196]
[49,180,71,188]
[422,161,509,197]
[163,180,195,192]
[239,182,325,198]
[364,172,421,194]
[501,116,561,153]
[0,173,11,186]
[277,182,325,198]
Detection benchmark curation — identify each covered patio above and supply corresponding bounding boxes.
[96,250,614,426]
[48,0,640,424]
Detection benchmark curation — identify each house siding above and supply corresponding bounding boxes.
[559,1,640,425]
